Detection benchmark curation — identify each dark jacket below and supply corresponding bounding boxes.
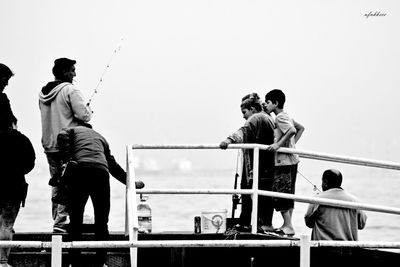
[0,93,17,130]
[57,126,126,184]
[0,129,36,202]
[227,112,275,183]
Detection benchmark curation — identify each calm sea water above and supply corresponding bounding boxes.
[15,160,400,243]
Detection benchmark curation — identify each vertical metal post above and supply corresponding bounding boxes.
[251,147,260,234]
[126,145,139,267]
[300,234,311,267]
[51,235,62,267]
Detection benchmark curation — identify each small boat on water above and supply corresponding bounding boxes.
[7,144,400,267]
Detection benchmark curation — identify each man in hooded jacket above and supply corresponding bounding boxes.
[39,58,92,233]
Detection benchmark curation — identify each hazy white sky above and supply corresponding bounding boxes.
[1,0,400,174]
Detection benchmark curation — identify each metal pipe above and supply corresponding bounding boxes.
[51,235,62,267]
[251,147,259,234]
[129,144,400,171]
[126,145,139,267]
[136,188,400,215]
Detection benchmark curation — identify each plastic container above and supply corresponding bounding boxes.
[137,195,152,233]
[200,209,227,233]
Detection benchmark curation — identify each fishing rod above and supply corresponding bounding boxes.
[297,170,321,192]
[87,38,124,107]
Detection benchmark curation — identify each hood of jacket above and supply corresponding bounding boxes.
[39,81,69,105]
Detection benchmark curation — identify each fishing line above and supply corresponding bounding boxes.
[297,170,321,192]
[87,38,124,107]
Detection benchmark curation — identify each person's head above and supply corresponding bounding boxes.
[321,169,343,191]
[240,93,263,120]
[0,63,14,93]
[52,58,76,83]
[264,89,286,113]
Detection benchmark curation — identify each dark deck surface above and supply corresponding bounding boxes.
[10,231,400,267]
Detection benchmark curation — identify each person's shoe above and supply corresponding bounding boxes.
[260,225,275,232]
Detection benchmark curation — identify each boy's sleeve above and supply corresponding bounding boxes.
[276,113,295,134]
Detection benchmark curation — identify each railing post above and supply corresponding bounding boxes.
[126,145,139,267]
[251,147,260,234]
[51,235,62,267]
[300,234,311,267]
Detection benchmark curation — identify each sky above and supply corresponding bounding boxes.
[1,0,400,177]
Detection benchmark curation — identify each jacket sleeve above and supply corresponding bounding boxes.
[103,141,127,184]
[19,133,36,175]
[304,203,319,228]
[357,210,367,230]
[57,128,73,162]
[67,86,92,122]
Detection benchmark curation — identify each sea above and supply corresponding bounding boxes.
[15,158,400,244]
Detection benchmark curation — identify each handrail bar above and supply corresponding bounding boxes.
[129,144,400,171]
[134,188,400,215]
[2,239,400,249]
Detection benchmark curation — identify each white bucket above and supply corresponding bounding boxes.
[200,209,227,234]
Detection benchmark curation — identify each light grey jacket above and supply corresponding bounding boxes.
[39,82,92,152]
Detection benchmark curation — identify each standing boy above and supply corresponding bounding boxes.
[264,89,304,236]
[39,58,92,233]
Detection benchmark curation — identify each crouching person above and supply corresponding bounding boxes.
[57,123,144,267]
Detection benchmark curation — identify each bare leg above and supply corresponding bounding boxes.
[279,208,295,235]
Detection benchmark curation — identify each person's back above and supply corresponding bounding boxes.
[304,169,367,241]
[57,124,138,267]
[39,80,92,152]
[220,93,276,230]
[242,112,275,175]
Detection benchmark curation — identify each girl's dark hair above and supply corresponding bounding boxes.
[241,92,262,112]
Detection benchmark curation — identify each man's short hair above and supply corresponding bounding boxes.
[0,63,14,79]
[52,58,76,80]
[265,89,286,109]
[323,169,343,188]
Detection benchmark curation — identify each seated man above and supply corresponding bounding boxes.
[304,169,367,241]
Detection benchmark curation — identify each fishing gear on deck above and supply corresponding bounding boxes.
[231,151,242,219]
[87,38,124,107]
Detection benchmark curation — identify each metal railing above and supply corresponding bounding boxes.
[2,143,400,267]
[125,144,400,267]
